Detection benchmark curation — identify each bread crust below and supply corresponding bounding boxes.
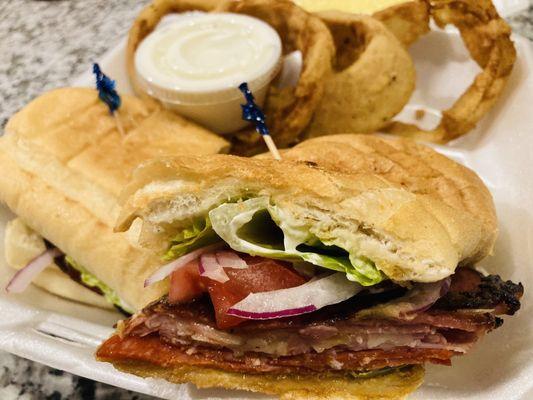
[117,134,496,283]
[0,87,228,310]
[281,134,497,264]
[109,360,424,400]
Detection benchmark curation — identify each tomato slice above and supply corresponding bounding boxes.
[168,253,306,329]
[201,255,306,329]
[169,259,206,303]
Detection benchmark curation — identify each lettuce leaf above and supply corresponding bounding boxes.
[65,256,134,314]
[208,197,383,286]
[163,217,219,261]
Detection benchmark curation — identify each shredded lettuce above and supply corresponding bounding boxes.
[65,256,134,314]
[207,197,384,286]
[163,217,219,261]
[162,197,383,286]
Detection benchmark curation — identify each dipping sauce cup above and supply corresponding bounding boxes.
[135,12,282,134]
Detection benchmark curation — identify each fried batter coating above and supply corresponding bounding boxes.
[381,0,516,143]
[304,12,416,138]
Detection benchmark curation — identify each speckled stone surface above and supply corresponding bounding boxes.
[0,353,151,400]
[0,1,531,399]
[0,0,151,130]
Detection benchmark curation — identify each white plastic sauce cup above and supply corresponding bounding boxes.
[134,12,282,134]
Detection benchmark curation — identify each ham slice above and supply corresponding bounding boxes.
[120,295,495,358]
[101,267,522,375]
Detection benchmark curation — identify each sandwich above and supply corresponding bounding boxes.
[97,134,522,399]
[1,87,228,311]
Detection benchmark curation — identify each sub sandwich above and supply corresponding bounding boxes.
[97,134,522,399]
[1,87,228,311]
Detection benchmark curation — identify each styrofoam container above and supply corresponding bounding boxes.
[0,27,532,400]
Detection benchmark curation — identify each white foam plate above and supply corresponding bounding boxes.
[1,27,532,400]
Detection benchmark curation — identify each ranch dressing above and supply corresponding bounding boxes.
[135,12,282,134]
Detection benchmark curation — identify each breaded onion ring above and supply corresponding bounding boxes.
[126,0,335,155]
[304,12,416,138]
[382,0,516,143]
[373,0,430,46]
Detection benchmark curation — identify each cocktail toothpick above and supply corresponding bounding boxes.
[92,63,125,136]
[238,82,281,160]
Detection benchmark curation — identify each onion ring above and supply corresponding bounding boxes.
[304,12,416,137]
[373,0,430,47]
[381,0,516,143]
[127,0,515,148]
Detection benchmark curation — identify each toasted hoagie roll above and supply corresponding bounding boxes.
[0,87,229,311]
[98,135,521,399]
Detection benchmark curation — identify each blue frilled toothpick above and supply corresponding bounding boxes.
[239,82,281,160]
[93,63,125,136]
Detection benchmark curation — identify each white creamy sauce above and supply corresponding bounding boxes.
[135,12,282,93]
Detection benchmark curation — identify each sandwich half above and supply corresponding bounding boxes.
[97,134,522,398]
[0,87,228,311]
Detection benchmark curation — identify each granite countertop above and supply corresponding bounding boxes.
[0,1,532,399]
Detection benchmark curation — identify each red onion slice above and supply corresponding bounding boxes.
[5,248,62,293]
[199,253,229,283]
[215,251,248,269]
[401,278,451,316]
[358,278,451,320]
[229,304,317,319]
[227,273,363,320]
[144,243,224,287]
